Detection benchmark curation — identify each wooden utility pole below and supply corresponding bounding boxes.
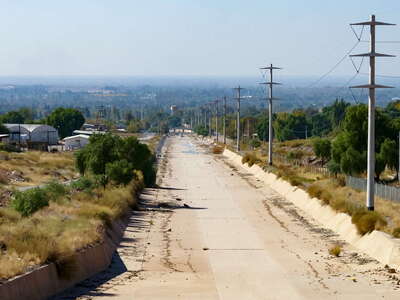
[350,15,395,211]
[260,64,282,165]
[223,96,227,145]
[234,86,244,151]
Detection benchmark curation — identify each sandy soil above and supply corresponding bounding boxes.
[53,136,400,299]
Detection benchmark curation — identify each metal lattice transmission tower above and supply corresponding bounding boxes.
[350,15,395,211]
[260,64,282,165]
[233,86,245,151]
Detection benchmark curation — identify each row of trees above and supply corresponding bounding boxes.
[191,98,400,180]
[314,103,399,179]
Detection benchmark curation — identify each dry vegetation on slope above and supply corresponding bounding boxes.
[236,139,400,238]
[0,150,76,188]
[0,175,144,280]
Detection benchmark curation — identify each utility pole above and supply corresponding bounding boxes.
[203,107,207,128]
[223,96,227,145]
[208,104,212,137]
[305,125,308,139]
[215,100,219,142]
[260,64,282,165]
[350,15,395,211]
[234,86,244,151]
[247,119,250,142]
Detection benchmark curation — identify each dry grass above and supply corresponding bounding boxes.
[329,244,342,257]
[0,150,76,188]
[279,139,312,148]
[239,138,400,238]
[0,175,143,280]
[392,227,400,238]
[212,145,224,154]
[306,179,397,235]
[242,152,261,167]
[351,210,387,235]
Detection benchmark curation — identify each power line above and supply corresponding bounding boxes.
[360,40,400,43]
[360,72,400,79]
[306,41,361,88]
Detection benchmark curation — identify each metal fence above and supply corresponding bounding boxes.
[273,153,331,176]
[346,176,400,203]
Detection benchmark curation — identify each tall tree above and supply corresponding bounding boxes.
[46,108,85,138]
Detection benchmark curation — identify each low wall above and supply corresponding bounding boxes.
[223,148,400,268]
[0,217,128,300]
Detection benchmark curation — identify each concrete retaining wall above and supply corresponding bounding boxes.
[223,148,400,268]
[0,135,169,300]
[0,217,129,300]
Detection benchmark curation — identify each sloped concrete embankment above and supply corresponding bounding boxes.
[0,135,168,300]
[0,218,128,300]
[223,148,400,268]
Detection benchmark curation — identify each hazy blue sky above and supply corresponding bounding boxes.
[1,0,400,77]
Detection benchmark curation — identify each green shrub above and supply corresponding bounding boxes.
[71,177,95,192]
[106,159,134,185]
[312,138,331,164]
[11,188,49,217]
[249,139,261,149]
[44,181,68,202]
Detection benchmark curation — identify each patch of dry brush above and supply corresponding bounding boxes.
[0,174,144,280]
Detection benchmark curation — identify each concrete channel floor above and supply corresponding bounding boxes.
[53,136,400,300]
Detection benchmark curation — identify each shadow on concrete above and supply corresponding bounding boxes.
[154,185,187,191]
[49,252,126,300]
[50,186,206,299]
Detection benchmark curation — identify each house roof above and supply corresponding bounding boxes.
[62,134,90,141]
[4,124,58,133]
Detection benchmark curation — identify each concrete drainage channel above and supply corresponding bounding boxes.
[223,148,400,269]
[0,135,168,300]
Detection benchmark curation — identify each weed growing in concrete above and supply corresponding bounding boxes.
[329,245,341,257]
[351,210,387,236]
[242,152,261,167]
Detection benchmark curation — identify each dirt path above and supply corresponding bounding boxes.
[54,136,400,299]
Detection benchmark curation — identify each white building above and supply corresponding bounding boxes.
[4,124,59,145]
[72,130,106,136]
[0,134,9,143]
[62,134,90,150]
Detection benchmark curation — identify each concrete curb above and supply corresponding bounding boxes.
[0,215,129,300]
[223,148,400,268]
